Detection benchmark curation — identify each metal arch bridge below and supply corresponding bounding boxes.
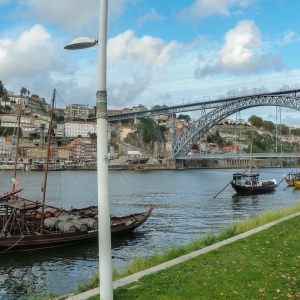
[171,88,300,158]
[106,88,300,159]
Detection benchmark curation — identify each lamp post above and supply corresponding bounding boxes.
[64,0,113,299]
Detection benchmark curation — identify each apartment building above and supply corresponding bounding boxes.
[64,121,97,138]
[65,104,89,120]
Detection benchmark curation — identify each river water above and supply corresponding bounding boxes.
[0,168,299,299]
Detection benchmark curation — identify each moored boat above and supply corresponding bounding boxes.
[231,173,277,194]
[0,195,154,254]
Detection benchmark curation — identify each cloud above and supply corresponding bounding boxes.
[107,30,181,68]
[0,24,71,100]
[0,0,10,5]
[0,24,61,77]
[108,77,151,107]
[283,31,295,44]
[16,0,132,35]
[137,8,164,27]
[195,20,285,77]
[176,0,256,20]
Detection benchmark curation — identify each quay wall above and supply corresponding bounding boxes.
[62,158,291,170]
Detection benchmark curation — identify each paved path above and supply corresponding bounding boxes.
[65,212,300,300]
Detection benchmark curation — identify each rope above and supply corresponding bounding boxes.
[0,235,25,253]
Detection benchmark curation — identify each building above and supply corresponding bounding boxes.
[54,123,65,138]
[65,104,89,120]
[64,121,97,138]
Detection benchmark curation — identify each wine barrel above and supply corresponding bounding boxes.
[84,218,98,230]
[58,221,76,233]
[44,217,61,229]
[71,215,82,221]
[71,220,88,231]
[57,214,73,222]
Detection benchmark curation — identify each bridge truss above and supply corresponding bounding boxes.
[171,89,300,158]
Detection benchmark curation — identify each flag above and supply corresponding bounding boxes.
[10,176,20,185]
[41,180,44,193]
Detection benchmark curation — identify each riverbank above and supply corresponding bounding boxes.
[65,204,300,299]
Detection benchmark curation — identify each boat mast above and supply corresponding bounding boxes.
[39,89,55,235]
[12,107,22,192]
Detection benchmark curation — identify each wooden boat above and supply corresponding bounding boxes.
[284,172,300,187]
[0,196,154,253]
[231,173,277,194]
[0,90,154,254]
[71,205,98,217]
[30,163,65,171]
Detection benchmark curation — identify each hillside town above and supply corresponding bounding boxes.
[0,86,299,165]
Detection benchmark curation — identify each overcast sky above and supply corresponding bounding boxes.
[0,0,300,125]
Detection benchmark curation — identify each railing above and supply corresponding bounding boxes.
[175,152,300,160]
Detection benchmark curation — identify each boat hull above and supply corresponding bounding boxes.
[0,206,154,254]
[285,178,294,186]
[294,181,300,189]
[231,181,276,194]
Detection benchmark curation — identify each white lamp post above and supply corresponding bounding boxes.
[64,1,113,299]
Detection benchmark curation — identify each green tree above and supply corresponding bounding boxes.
[248,115,263,128]
[177,114,191,122]
[0,81,6,97]
[152,104,168,109]
[279,124,289,135]
[88,132,97,139]
[262,120,275,132]
[2,93,10,106]
[20,87,27,96]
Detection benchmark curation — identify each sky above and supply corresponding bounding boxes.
[0,0,300,125]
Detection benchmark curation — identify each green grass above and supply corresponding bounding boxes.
[74,203,300,299]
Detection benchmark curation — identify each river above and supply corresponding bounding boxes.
[0,168,299,299]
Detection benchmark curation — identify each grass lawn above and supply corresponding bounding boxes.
[88,214,300,299]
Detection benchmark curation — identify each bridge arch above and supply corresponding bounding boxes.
[172,93,300,158]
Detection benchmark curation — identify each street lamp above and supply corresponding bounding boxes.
[64,1,113,299]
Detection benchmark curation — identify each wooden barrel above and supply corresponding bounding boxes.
[71,220,88,231]
[58,221,76,233]
[31,211,42,218]
[57,215,73,222]
[44,217,61,229]
[84,218,98,230]
[71,215,82,221]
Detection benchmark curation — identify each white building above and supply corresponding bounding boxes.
[0,114,48,133]
[64,121,97,138]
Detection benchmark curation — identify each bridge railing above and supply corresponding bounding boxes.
[175,152,300,160]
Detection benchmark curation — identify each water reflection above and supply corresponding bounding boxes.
[1,168,299,298]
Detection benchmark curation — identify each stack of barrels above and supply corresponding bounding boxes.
[44,214,98,233]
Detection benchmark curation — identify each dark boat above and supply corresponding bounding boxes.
[0,192,154,254]
[231,173,277,194]
[71,205,98,217]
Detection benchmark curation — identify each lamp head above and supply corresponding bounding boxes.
[64,37,97,50]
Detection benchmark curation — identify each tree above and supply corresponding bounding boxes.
[31,94,39,98]
[88,132,97,139]
[177,114,191,122]
[152,104,168,109]
[248,115,263,128]
[2,93,10,106]
[20,87,27,96]
[0,81,6,97]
